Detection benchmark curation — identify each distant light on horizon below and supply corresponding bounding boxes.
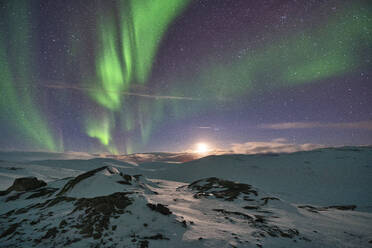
[194,142,211,154]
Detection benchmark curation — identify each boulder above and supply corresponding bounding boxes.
[11,177,47,192]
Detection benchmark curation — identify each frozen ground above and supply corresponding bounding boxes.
[0,146,371,247]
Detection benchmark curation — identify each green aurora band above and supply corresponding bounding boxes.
[85,113,112,147]
[0,1,59,151]
[84,2,371,153]
[85,0,190,152]
[165,4,372,119]
[1,1,370,154]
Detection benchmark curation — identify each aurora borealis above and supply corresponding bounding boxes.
[0,0,371,153]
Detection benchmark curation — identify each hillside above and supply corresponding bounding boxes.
[0,147,371,247]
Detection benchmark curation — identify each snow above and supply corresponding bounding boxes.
[0,146,371,247]
[138,148,372,209]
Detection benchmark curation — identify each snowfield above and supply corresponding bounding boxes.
[0,146,371,247]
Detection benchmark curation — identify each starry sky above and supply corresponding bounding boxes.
[0,0,371,154]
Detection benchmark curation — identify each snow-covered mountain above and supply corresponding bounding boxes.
[0,147,371,247]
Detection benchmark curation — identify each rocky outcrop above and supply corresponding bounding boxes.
[187,177,258,201]
[146,203,172,215]
[186,177,307,244]
[57,166,108,196]
[71,192,133,239]
[12,177,46,191]
[298,204,357,213]
[0,167,183,248]
[0,177,46,196]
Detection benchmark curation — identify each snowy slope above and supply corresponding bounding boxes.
[138,147,372,210]
[0,146,371,247]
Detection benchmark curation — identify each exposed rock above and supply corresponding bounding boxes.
[181,220,187,227]
[4,167,22,171]
[0,177,47,197]
[64,237,81,246]
[121,173,132,182]
[42,227,58,240]
[72,192,133,239]
[12,177,47,192]
[58,166,108,195]
[106,166,120,174]
[213,207,302,241]
[213,209,254,220]
[146,203,172,215]
[243,205,260,210]
[117,173,139,185]
[26,187,58,199]
[0,189,11,196]
[1,177,47,197]
[0,223,19,239]
[188,177,257,201]
[133,174,142,180]
[30,219,40,225]
[5,192,26,202]
[117,180,131,185]
[298,204,356,213]
[327,205,356,211]
[59,220,67,228]
[0,168,341,247]
[261,197,280,205]
[143,233,169,240]
[12,196,76,215]
[139,240,149,248]
[0,167,182,247]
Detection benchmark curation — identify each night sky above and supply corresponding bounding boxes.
[0,0,371,154]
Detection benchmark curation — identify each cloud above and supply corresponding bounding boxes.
[196,126,220,131]
[259,121,372,130]
[230,138,324,154]
[36,83,200,101]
